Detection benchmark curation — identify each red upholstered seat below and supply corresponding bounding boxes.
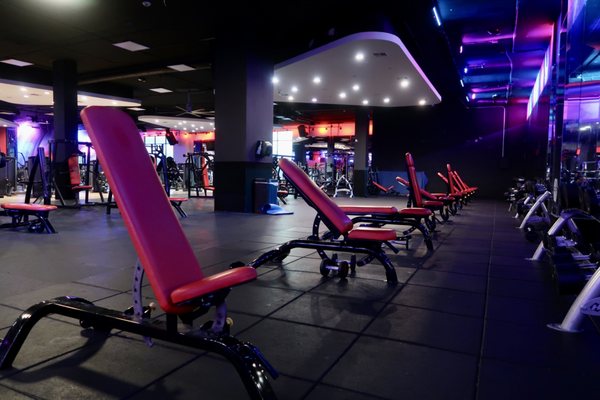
[348,227,397,241]
[1,203,57,211]
[168,197,188,202]
[171,266,257,304]
[339,205,399,215]
[398,207,432,217]
[81,107,256,314]
[423,200,444,207]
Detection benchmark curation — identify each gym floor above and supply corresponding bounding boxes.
[0,195,599,399]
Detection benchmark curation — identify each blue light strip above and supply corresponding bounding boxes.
[433,7,442,26]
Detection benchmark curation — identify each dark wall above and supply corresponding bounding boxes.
[372,101,545,198]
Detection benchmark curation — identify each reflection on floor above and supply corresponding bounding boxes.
[0,195,599,399]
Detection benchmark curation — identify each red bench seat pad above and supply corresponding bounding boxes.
[348,227,396,241]
[398,207,432,217]
[339,205,398,215]
[2,203,57,211]
[171,266,257,304]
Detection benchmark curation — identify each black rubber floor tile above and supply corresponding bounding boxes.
[476,358,600,400]
[486,295,568,326]
[427,251,491,265]
[75,266,136,292]
[253,269,326,292]
[421,258,489,276]
[239,319,357,381]
[226,285,303,316]
[311,276,402,302]
[0,318,106,373]
[0,384,37,399]
[393,284,485,318]
[0,334,198,399]
[0,283,120,311]
[0,272,51,304]
[305,384,387,400]
[0,304,25,329]
[488,277,556,301]
[128,354,312,400]
[489,263,549,282]
[365,303,483,354]
[410,269,487,293]
[482,319,600,367]
[323,336,476,400]
[270,292,385,332]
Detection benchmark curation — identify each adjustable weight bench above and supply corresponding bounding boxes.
[324,204,435,251]
[0,107,277,399]
[0,203,57,233]
[404,153,450,229]
[250,158,399,283]
[396,176,458,216]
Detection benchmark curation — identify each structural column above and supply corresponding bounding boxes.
[214,24,273,212]
[353,109,370,196]
[53,59,79,200]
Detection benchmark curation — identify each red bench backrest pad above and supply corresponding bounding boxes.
[279,158,353,235]
[81,106,203,314]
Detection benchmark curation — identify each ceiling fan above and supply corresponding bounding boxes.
[175,90,215,118]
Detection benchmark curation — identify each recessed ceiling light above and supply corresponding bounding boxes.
[112,41,149,52]
[339,92,347,99]
[355,52,365,61]
[1,59,33,67]
[168,64,195,72]
[127,107,146,111]
[419,99,427,105]
[155,119,160,123]
[313,76,321,84]
[112,101,118,105]
[311,97,318,102]
[460,79,464,87]
[150,88,172,93]
[383,97,390,103]
[20,87,27,92]
[471,93,477,100]
[288,95,294,101]
[291,86,298,93]
[352,84,360,91]
[23,94,29,98]
[400,78,410,88]
[44,91,50,95]
[272,76,279,84]
[362,99,369,105]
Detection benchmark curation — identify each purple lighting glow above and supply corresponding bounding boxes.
[462,33,514,45]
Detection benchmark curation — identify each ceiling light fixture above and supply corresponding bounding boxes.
[418,99,427,106]
[271,76,279,84]
[339,92,347,99]
[168,64,195,72]
[313,76,321,84]
[355,52,365,61]
[311,97,318,102]
[1,59,33,67]
[362,99,369,105]
[291,86,298,93]
[288,95,294,101]
[383,97,390,104]
[112,41,149,52]
[352,84,360,91]
[150,88,172,93]
[400,77,410,88]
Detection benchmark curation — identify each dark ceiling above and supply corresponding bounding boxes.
[0,0,562,125]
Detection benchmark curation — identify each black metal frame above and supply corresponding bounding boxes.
[0,296,277,399]
[249,165,399,283]
[0,207,56,233]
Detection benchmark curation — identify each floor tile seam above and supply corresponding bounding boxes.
[120,353,204,400]
[302,382,394,400]
[415,268,490,278]
[0,381,43,399]
[473,202,499,400]
[298,258,426,398]
[358,330,482,357]
[386,301,485,320]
